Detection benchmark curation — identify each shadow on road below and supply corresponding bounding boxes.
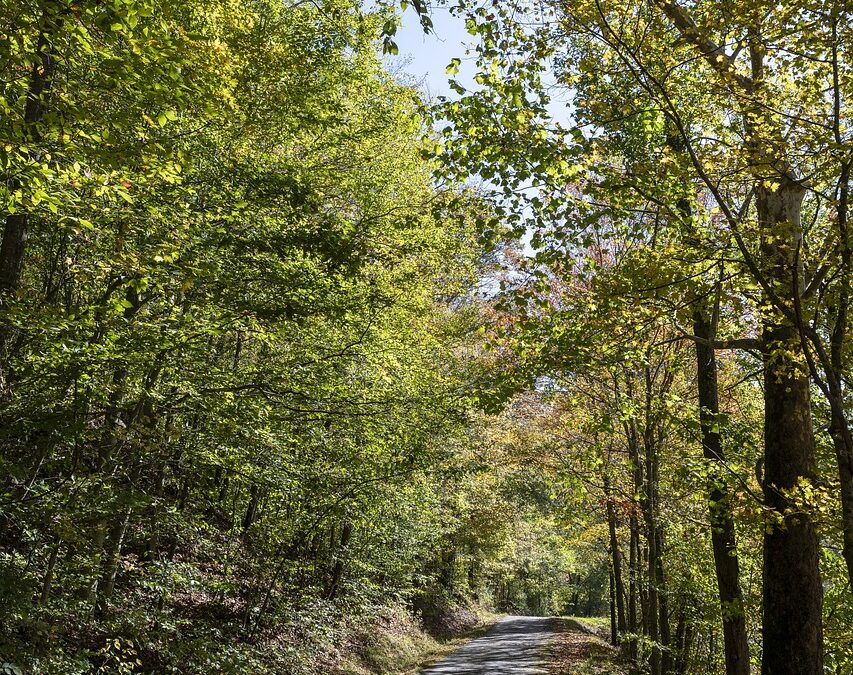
[421,615,557,674]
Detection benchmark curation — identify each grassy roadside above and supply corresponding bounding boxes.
[396,613,502,675]
[331,606,502,675]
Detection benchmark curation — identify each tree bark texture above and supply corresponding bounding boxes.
[758,182,823,675]
[694,310,750,675]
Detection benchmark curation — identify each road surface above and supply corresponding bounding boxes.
[421,615,557,674]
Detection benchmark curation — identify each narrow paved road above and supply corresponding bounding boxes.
[421,616,557,674]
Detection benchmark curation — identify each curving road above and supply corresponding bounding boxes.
[421,616,557,674]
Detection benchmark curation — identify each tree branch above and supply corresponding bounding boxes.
[652,0,753,92]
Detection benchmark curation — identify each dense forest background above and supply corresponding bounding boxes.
[1,1,852,674]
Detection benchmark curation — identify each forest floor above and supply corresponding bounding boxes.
[547,619,627,675]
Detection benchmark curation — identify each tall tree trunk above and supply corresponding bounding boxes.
[605,475,627,639]
[609,564,618,646]
[83,526,107,604]
[628,519,639,658]
[645,475,660,675]
[626,421,642,663]
[96,505,132,614]
[0,16,57,293]
[823,17,853,594]
[39,538,61,605]
[0,3,60,374]
[655,528,672,675]
[242,483,260,533]
[758,181,823,675]
[327,521,352,600]
[643,372,661,675]
[682,618,695,675]
[693,310,750,675]
[809,158,853,589]
[827,387,853,590]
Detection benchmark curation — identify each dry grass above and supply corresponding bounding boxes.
[331,606,502,675]
[396,617,501,675]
